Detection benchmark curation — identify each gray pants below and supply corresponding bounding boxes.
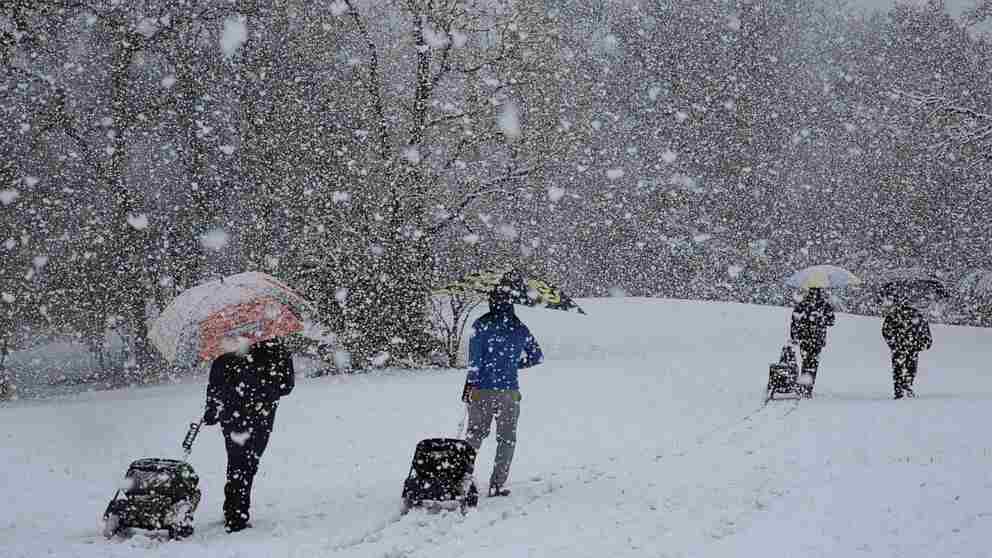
[465,389,521,488]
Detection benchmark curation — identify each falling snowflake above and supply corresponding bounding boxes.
[728,265,744,279]
[462,233,480,244]
[370,352,390,367]
[136,17,159,38]
[32,256,49,269]
[1,293,14,303]
[161,75,177,89]
[424,26,449,49]
[220,16,248,59]
[200,228,230,251]
[229,430,250,446]
[402,147,421,164]
[332,191,351,203]
[496,224,519,240]
[660,150,678,164]
[335,288,348,303]
[3,239,16,250]
[126,214,149,230]
[608,287,628,297]
[219,145,236,155]
[330,0,348,16]
[648,86,663,101]
[498,102,521,140]
[0,190,19,206]
[548,186,566,202]
[606,168,625,180]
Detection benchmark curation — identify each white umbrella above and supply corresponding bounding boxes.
[785,265,862,290]
[148,272,314,368]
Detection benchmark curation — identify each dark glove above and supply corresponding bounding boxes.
[202,410,219,426]
[461,381,477,403]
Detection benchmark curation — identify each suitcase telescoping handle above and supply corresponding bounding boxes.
[181,421,202,460]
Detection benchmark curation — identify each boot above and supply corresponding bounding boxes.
[487,484,510,497]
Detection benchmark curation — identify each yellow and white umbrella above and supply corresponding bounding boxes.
[785,265,862,290]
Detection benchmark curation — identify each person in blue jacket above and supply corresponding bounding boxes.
[461,281,544,497]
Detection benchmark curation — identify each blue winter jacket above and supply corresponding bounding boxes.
[467,308,543,391]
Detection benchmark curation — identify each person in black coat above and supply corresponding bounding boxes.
[202,338,295,532]
[882,303,932,399]
[790,287,836,397]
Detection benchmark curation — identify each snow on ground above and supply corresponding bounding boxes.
[2,297,991,558]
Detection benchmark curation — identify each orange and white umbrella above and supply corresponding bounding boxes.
[148,272,313,367]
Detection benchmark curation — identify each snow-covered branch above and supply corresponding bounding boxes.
[892,88,992,154]
[342,0,390,160]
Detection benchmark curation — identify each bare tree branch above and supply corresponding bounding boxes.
[343,0,390,159]
[892,88,992,154]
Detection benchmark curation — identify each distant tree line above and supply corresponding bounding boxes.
[1,0,989,378]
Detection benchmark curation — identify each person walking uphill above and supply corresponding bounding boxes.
[882,302,932,399]
[202,338,295,532]
[790,287,836,397]
[462,283,544,498]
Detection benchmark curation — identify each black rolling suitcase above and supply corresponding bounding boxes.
[102,422,202,539]
[401,437,479,514]
[765,344,801,403]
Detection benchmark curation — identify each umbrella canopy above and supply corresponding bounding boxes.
[785,265,862,290]
[148,272,313,367]
[876,268,949,303]
[435,268,586,314]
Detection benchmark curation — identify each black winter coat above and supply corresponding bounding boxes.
[790,291,836,349]
[882,305,932,354]
[203,339,295,426]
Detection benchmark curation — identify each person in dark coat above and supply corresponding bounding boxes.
[202,337,295,532]
[461,281,544,498]
[789,287,836,397]
[882,302,932,399]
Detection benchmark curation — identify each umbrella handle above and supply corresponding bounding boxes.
[181,420,202,461]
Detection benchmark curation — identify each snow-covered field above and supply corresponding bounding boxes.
[2,297,991,558]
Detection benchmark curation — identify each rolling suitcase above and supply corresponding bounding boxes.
[102,421,202,539]
[401,437,479,514]
[765,344,801,403]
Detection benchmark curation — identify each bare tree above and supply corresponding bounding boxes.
[892,89,992,159]
[290,0,569,367]
[429,293,481,368]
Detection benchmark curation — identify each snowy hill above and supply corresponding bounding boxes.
[2,298,990,558]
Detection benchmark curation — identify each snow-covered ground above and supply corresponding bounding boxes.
[2,297,990,558]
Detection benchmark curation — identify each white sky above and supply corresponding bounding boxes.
[851,0,991,35]
[855,0,974,14]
